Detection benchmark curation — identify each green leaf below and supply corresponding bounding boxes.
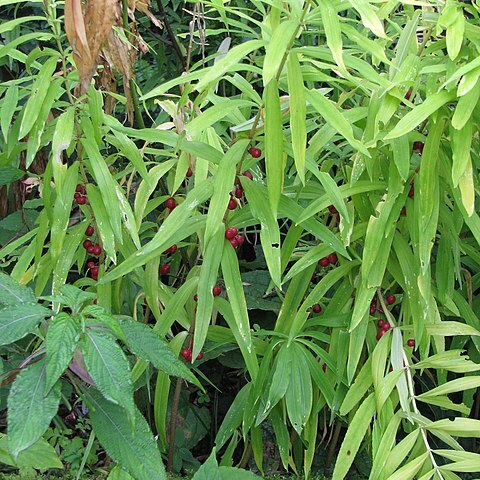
[82,331,135,421]
[339,356,373,415]
[332,393,376,480]
[264,78,283,217]
[319,0,345,70]
[45,312,79,393]
[452,80,480,130]
[386,452,428,480]
[51,108,75,195]
[426,322,480,337]
[0,271,36,305]
[0,303,50,346]
[1,84,18,143]
[427,418,480,437]
[348,0,386,38]
[286,51,306,184]
[119,319,201,387]
[7,360,61,459]
[87,389,167,480]
[384,90,455,140]
[0,166,24,186]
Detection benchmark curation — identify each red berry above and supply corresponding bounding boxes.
[405,89,412,101]
[319,257,330,267]
[322,363,327,372]
[165,197,177,210]
[407,339,415,348]
[196,352,204,360]
[193,294,198,302]
[408,185,414,198]
[87,261,96,269]
[378,305,384,314]
[234,188,243,198]
[228,198,237,210]
[243,171,253,180]
[235,234,245,245]
[249,147,262,158]
[90,266,99,276]
[74,192,81,201]
[186,167,193,177]
[87,245,95,254]
[230,238,239,248]
[328,205,338,214]
[164,245,177,255]
[83,240,93,250]
[383,323,390,330]
[328,253,338,265]
[376,329,387,340]
[159,264,170,275]
[91,272,98,281]
[77,195,87,205]
[386,294,396,305]
[181,349,192,361]
[370,305,377,315]
[225,227,238,240]
[401,206,407,216]
[75,184,86,194]
[311,272,316,282]
[93,299,97,305]
[413,141,424,153]
[312,304,321,314]
[342,105,351,110]
[212,285,222,296]
[92,244,102,256]
[377,319,386,329]
[85,225,94,236]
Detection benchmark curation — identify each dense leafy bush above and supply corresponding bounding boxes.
[1,0,480,479]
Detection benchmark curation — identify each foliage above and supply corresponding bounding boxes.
[1,0,480,479]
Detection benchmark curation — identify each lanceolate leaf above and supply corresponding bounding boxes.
[86,389,167,480]
[82,330,135,421]
[0,303,50,346]
[45,312,80,393]
[7,360,61,459]
[0,271,36,306]
[119,319,201,387]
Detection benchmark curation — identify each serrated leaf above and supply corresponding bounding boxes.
[119,319,201,387]
[0,303,50,346]
[87,389,167,480]
[0,271,36,305]
[82,331,135,421]
[45,313,79,393]
[7,360,61,459]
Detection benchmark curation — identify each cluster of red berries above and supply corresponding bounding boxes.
[227,171,253,211]
[82,225,102,280]
[376,319,391,340]
[225,227,245,248]
[318,252,338,268]
[86,260,99,281]
[370,294,395,315]
[74,184,88,205]
[181,348,204,362]
[193,284,222,301]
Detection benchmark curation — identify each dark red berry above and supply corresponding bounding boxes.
[405,89,412,101]
[196,352,204,360]
[85,225,94,236]
[164,245,177,255]
[92,244,102,256]
[90,266,99,276]
[413,141,424,153]
[249,147,262,158]
[225,228,238,240]
[378,305,384,314]
[193,294,198,302]
[93,299,97,305]
[75,184,86,194]
[74,192,81,201]
[181,349,192,361]
[243,171,253,180]
[407,339,415,348]
[87,245,95,254]
[212,285,222,296]
[87,261,96,269]
[235,188,243,198]
[386,294,396,305]
[408,185,414,198]
[91,272,98,281]
[235,234,245,245]
[228,198,237,210]
[383,323,390,330]
[319,257,330,267]
[377,319,386,329]
[186,167,193,177]
[322,363,327,372]
[159,264,170,275]
[230,238,239,248]
[376,329,387,340]
[401,206,407,216]
[328,205,338,214]
[370,305,377,315]
[328,253,338,265]
[165,197,177,210]
[312,304,321,314]
[77,195,87,205]
[311,272,316,282]
[83,240,93,250]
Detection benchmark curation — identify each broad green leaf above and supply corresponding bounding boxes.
[286,51,306,184]
[339,356,373,415]
[451,121,472,187]
[45,313,79,393]
[0,303,50,346]
[413,350,480,373]
[108,466,135,480]
[348,0,386,38]
[51,108,75,195]
[319,0,345,70]
[263,20,297,85]
[446,7,465,61]
[416,395,470,415]
[384,90,455,140]
[264,78,283,217]
[87,389,167,480]
[119,319,200,387]
[18,55,58,139]
[0,436,62,470]
[427,418,480,437]
[390,136,410,181]
[458,159,475,217]
[452,79,480,130]
[332,393,376,480]
[7,360,61,459]
[382,429,420,478]
[426,322,480,337]
[82,331,135,421]
[0,271,36,305]
[386,452,428,480]
[0,16,45,34]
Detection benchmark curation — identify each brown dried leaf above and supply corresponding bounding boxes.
[102,29,134,80]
